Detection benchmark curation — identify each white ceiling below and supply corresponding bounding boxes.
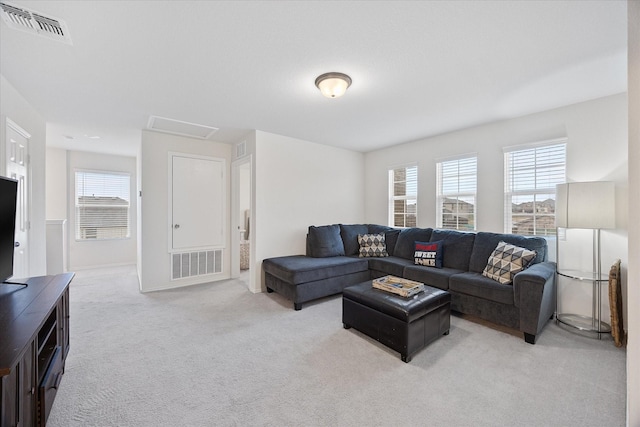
[0,1,628,157]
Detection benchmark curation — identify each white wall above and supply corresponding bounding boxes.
[139,130,232,292]
[627,1,639,424]
[364,93,628,325]
[45,147,68,220]
[252,130,365,293]
[66,150,137,270]
[0,75,47,276]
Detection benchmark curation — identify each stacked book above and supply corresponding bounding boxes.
[372,275,425,297]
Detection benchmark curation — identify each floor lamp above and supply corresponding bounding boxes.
[555,181,616,338]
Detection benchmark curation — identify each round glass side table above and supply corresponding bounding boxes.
[556,269,611,337]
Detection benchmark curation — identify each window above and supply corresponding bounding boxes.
[504,140,566,236]
[389,165,417,227]
[75,170,131,240]
[437,156,477,231]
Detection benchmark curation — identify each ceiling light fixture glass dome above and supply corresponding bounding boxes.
[315,72,352,98]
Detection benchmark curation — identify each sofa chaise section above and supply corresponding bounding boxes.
[263,255,369,310]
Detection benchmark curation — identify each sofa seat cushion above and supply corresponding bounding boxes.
[262,255,368,285]
[449,272,514,305]
[367,256,414,277]
[469,232,547,273]
[403,265,463,290]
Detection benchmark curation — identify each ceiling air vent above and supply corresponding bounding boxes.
[147,116,219,140]
[0,1,72,44]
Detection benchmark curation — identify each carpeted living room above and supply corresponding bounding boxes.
[1,1,639,426]
[46,265,625,426]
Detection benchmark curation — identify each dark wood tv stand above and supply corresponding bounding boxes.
[1,273,74,427]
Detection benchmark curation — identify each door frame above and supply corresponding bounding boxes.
[231,155,253,284]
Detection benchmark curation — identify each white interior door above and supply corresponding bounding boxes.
[171,154,224,250]
[5,119,30,279]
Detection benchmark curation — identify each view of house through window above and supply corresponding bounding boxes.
[75,170,131,240]
[389,165,417,227]
[437,156,477,231]
[504,141,566,236]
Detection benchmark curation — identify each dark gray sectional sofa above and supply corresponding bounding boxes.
[262,224,556,344]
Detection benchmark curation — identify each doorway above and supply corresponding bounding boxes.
[5,118,30,279]
[231,156,252,289]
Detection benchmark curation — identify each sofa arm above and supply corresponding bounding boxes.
[513,261,556,341]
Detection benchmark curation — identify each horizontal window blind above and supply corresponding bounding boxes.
[437,156,477,231]
[389,165,417,227]
[504,142,566,236]
[506,144,566,193]
[75,171,131,240]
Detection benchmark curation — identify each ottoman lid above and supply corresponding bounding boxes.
[343,282,450,323]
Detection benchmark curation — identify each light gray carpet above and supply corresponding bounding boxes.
[47,266,626,427]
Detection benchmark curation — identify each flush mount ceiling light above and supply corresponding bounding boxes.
[315,72,352,98]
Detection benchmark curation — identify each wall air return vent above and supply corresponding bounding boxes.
[171,249,223,280]
[147,116,219,140]
[0,1,72,44]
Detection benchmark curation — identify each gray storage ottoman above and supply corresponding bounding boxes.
[342,281,451,362]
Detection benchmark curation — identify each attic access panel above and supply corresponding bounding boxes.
[147,116,219,140]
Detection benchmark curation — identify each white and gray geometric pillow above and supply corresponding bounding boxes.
[358,233,389,257]
[482,241,536,285]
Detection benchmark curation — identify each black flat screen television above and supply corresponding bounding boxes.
[0,176,18,283]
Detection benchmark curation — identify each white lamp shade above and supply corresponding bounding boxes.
[315,72,351,98]
[555,181,616,229]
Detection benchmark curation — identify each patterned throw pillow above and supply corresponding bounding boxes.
[482,241,536,285]
[414,240,443,268]
[358,233,388,257]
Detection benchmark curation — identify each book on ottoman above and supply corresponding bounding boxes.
[372,275,425,297]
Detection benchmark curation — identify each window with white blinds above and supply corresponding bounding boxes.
[437,156,477,231]
[504,141,566,236]
[75,170,131,240]
[389,165,417,227]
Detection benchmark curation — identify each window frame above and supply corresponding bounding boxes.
[504,138,567,236]
[388,164,418,228]
[74,169,132,241]
[436,154,478,231]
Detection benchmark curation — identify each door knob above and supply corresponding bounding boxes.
[14,241,20,247]
[174,224,180,229]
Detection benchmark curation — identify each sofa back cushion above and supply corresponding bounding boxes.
[430,229,476,270]
[468,232,547,273]
[394,228,433,260]
[339,224,370,256]
[368,225,400,256]
[306,225,345,257]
